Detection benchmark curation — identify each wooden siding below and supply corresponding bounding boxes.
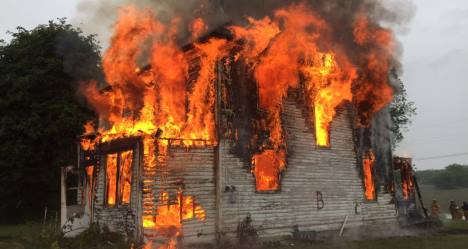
[93,142,142,236]
[141,147,217,246]
[91,99,397,245]
[168,148,217,244]
[217,99,397,240]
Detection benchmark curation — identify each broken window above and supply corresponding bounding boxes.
[119,151,133,204]
[393,157,414,200]
[105,151,133,206]
[65,170,79,206]
[106,154,118,206]
[252,150,284,191]
[363,151,376,201]
[314,105,331,147]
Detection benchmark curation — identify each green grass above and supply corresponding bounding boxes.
[287,234,468,249]
[419,185,468,216]
[0,223,54,249]
[442,220,468,232]
[1,221,468,249]
[0,223,43,239]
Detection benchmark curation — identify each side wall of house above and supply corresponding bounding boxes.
[218,100,397,239]
[167,148,217,244]
[93,143,141,235]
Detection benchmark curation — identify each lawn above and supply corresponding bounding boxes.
[285,234,468,249]
[0,221,467,249]
[419,185,468,215]
[0,223,43,249]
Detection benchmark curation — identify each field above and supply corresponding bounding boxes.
[419,185,468,215]
[0,223,42,249]
[0,221,468,249]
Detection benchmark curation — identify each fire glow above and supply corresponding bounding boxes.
[363,151,376,201]
[79,1,397,248]
[142,192,206,233]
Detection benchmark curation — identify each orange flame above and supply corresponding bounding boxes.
[252,150,285,191]
[352,15,395,126]
[142,191,206,233]
[119,150,133,204]
[402,178,414,200]
[106,154,118,206]
[79,2,398,245]
[400,158,414,200]
[363,151,376,200]
[81,6,227,145]
[231,4,363,188]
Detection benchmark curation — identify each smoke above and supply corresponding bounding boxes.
[72,0,415,189]
[56,31,104,83]
[73,0,228,47]
[73,0,415,67]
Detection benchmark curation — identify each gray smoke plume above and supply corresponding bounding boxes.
[73,0,228,48]
[73,0,416,188]
[74,0,415,47]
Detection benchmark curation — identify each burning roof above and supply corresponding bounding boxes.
[77,0,405,247]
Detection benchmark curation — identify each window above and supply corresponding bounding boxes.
[363,151,376,201]
[105,150,133,206]
[252,150,283,192]
[119,151,133,204]
[106,154,118,206]
[314,104,331,147]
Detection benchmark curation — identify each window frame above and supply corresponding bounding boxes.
[104,150,134,208]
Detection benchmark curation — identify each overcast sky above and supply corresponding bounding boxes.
[1,0,467,170]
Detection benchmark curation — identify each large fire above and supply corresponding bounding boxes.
[229,3,391,190]
[80,1,397,248]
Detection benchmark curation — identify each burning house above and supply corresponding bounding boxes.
[60,1,415,248]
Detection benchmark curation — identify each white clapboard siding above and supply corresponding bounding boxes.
[93,143,141,236]
[218,99,397,240]
[93,99,397,247]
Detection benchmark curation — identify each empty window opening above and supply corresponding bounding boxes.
[105,151,133,206]
[65,171,79,206]
[395,157,414,200]
[106,154,118,206]
[314,104,331,147]
[252,150,284,191]
[119,151,133,204]
[363,151,376,201]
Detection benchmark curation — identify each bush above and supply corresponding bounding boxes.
[14,223,139,249]
[60,224,138,249]
[18,225,62,249]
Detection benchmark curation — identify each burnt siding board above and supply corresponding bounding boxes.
[93,143,141,235]
[218,100,397,239]
[168,148,217,244]
[91,99,396,243]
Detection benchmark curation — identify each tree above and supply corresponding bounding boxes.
[417,164,468,189]
[389,75,417,149]
[0,19,101,223]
